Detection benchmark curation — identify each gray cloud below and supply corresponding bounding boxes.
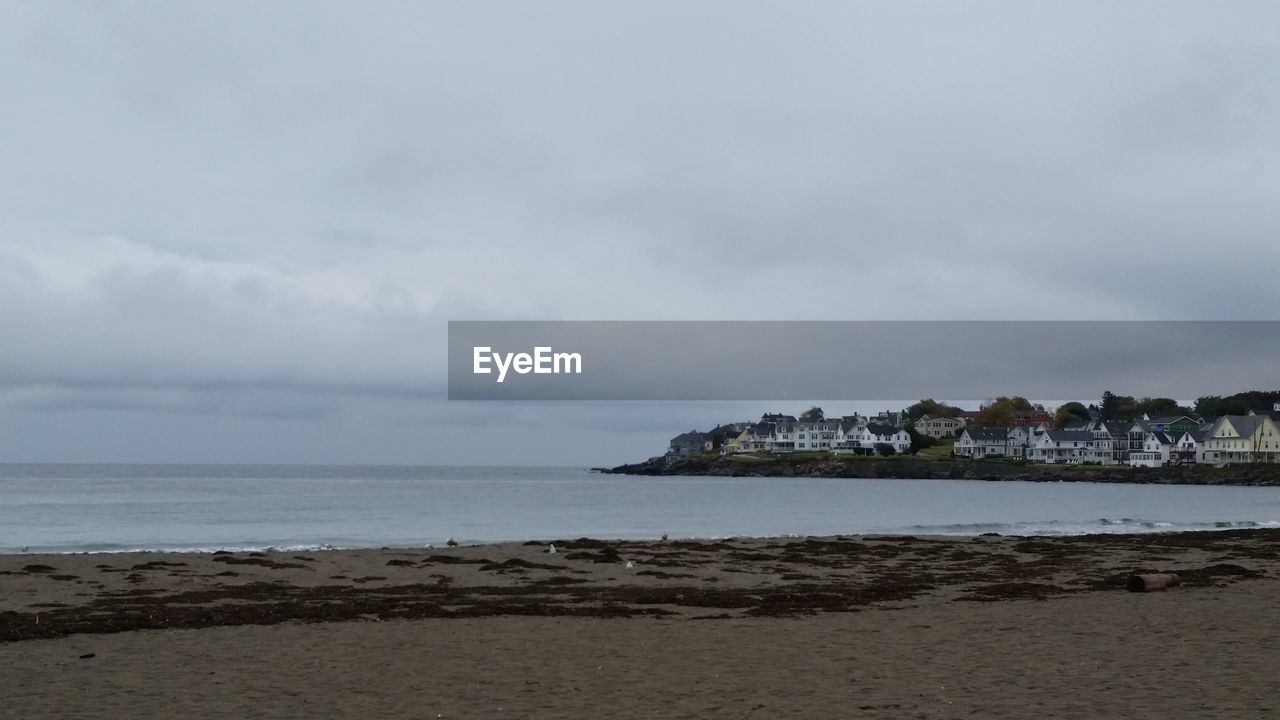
[1,2,1278,462]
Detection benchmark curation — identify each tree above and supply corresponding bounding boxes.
[874,443,896,456]
[1132,397,1193,418]
[1195,390,1280,418]
[974,397,1016,427]
[905,425,936,454]
[905,399,963,421]
[799,406,824,422]
[1099,391,1138,421]
[1053,402,1091,428]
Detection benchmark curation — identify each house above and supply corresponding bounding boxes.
[867,423,912,454]
[1141,414,1200,435]
[832,418,910,454]
[734,422,774,453]
[795,418,842,451]
[668,431,710,457]
[915,415,964,440]
[1030,430,1098,464]
[1089,421,1130,465]
[1170,428,1210,465]
[1129,431,1175,467]
[707,423,751,454]
[1201,415,1280,465]
[1006,425,1043,457]
[871,410,908,428]
[955,427,1010,459]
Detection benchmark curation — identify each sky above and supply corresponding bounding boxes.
[1,2,1278,465]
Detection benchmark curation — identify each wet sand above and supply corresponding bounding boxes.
[3,530,1279,718]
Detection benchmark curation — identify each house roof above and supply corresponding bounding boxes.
[1219,415,1268,438]
[1181,427,1213,442]
[867,423,901,437]
[1150,431,1174,445]
[964,427,1009,442]
[671,431,708,443]
[1046,430,1094,442]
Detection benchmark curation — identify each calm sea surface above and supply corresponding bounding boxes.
[2,464,1279,553]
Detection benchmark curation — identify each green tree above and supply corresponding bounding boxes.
[1195,390,1280,417]
[1099,391,1138,421]
[905,399,962,421]
[1053,402,1091,428]
[975,398,1016,427]
[904,425,936,454]
[1132,397,1192,417]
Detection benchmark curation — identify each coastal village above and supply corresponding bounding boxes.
[666,396,1280,468]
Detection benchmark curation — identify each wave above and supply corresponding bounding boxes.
[0,542,347,555]
[895,518,1280,536]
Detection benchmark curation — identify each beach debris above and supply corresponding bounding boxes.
[446,538,458,547]
[547,543,557,554]
[625,561,634,569]
[1126,573,1182,592]
[79,653,95,660]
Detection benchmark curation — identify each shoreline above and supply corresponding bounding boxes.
[3,527,1277,641]
[608,454,1280,486]
[6,528,1279,717]
[7,519,1280,557]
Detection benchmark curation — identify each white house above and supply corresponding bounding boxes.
[793,419,841,451]
[1030,429,1099,464]
[867,423,912,454]
[955,427,1010,459]
[1006,426,1042,458]
[833,419,910,454]
[1128,431,1175,467]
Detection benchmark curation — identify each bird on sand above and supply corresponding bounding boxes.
[625,560,634,569]
[547,543,557,554]
[446,538,458,547]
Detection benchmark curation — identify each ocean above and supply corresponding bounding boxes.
[2,463,1278,554]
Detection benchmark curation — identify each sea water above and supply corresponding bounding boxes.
[1,463,1278,553]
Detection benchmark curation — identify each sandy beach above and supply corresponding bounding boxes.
[3,530,1279,718]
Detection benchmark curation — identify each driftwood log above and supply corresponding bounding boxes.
[1126,573,1182,592]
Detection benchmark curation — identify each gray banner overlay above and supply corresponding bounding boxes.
[448,321,1279,401]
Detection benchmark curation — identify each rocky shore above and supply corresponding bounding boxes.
[606,454,1280,486]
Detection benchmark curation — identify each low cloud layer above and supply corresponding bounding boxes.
[1,3,1277,462]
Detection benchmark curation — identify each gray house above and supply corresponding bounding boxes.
[668,431,710,457]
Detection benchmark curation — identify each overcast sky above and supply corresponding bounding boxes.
[1,2,1278,465]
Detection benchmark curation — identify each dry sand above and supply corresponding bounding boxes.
[2,530,1279,718]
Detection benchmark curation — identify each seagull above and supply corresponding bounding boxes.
[660,532,668,542]
[446,538,458,547]
[547,543,557,554]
